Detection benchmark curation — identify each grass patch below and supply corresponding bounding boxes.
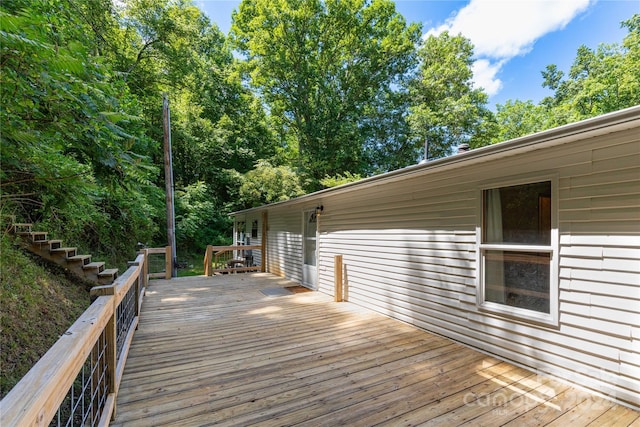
[0,234,90,398]
[177,251,205,277]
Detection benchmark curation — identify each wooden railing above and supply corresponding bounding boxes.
[0,251,150,427]
[143,245,172,280]
[204,245,263,276]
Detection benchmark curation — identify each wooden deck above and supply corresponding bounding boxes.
[112,273,639,426]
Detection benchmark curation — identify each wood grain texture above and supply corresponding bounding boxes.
[110,273,638,426]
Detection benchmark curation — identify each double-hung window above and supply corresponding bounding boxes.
[478,178,558,325]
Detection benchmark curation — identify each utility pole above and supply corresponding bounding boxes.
[163,94,177,277]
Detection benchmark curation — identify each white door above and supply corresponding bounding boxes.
[302,210,317,288]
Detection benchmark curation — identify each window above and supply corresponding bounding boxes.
[251,220,258,239]
[478,179,558,325]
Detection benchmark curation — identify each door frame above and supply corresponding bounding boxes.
[302,209,318,289]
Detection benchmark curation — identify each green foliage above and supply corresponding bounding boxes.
[496,14,640,140]
[491,100,552,143]
[2,0,637,273]
[409,31,495,158]
[320,171,363,188]
[116,0,278,251]
[231,0,421,188]
[175,181,232,252]
[236,160,304,209]
[0,2,160,262]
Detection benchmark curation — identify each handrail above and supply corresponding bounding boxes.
[0,252,148,427]
[211,244,261,252]
[204,244,262,276]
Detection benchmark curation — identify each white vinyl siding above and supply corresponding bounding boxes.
[237,120,640,409]
[266,207,303,283]
[320,128,639,408]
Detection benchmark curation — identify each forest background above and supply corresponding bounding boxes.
[2,0,639,269]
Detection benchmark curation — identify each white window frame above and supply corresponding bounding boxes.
[476,174,559,326]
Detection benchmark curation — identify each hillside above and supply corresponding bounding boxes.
[0,234,90,398]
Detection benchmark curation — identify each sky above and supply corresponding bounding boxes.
[196,0,639,107]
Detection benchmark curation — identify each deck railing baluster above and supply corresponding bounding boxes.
[203,244,262,276]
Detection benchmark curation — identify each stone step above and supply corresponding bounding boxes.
[67,254,91,266]
[50,247,77,259]
[83,262,105,273]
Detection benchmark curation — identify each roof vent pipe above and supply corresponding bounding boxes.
[418,138,429,164]
[457,143,470,154]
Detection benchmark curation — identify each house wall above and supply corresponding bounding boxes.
[265,206,304,283]
[245,122,639,408]
[314,127,640,408]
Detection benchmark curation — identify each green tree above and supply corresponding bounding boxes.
[320,171,363,188]
[175,181,231,251]
[114,0,278,249]
[541,14,640,122]
[235,161,304,209]
[113,0,232,158]
[409,31,495,159]
[491,100,551,142]
[231,0,421,188]
[1,1,161,261]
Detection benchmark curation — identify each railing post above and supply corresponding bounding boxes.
[204,245,213,276]
[129,256,143,319]
[143,249,149,284]
[261,212,267,273]
[134,267,141,320]
[165,245,172,280]
[135,250,147,292]
[141,251,147,291]
[334,255,343,302]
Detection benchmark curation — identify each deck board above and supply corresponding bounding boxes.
[112,273,639,426]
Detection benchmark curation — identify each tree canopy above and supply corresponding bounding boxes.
[495,14,640,137]
[409,31,495,159]
[1,0,637,263]
[231,0,421,188]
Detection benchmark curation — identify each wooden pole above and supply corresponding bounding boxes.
[204,245,212,276]
[163,94,177,278]
[334,255,343,302]
[165,245,172,280]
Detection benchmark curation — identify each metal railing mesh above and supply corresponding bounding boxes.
[116,281,137,358]
[147,253,166,276]
[50,329,108,427]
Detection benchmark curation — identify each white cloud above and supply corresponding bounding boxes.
[472,59,504,96]
[425,0,594,95]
